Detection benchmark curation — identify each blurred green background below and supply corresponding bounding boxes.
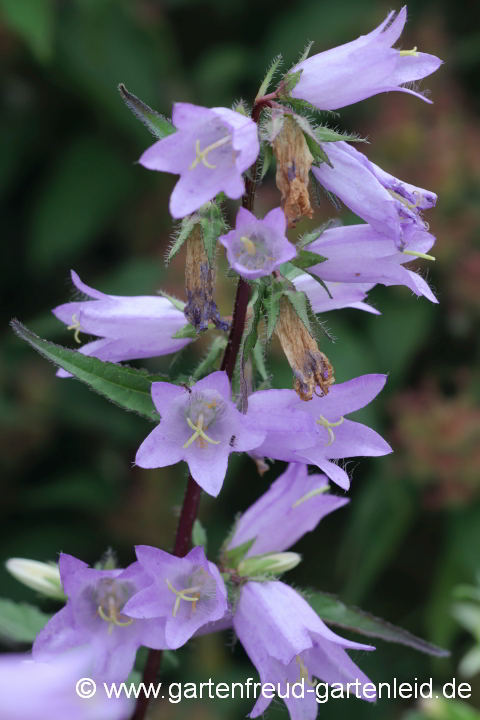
[1,0,480,718]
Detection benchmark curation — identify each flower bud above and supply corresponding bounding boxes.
[5,558,65,601]
[184,224,229,333]
[275,296,334,401]
[237,552,302,577]
[272,115,314,228]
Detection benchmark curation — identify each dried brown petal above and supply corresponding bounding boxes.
[272,115,314,228]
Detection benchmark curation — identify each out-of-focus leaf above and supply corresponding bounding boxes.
[10,321,169,422]
[0,0,54,61]
[260,143,273,181]
[0,598,51,643]
[118,84,175,139]
[224,539,256,568]
[29,137,134,269]
[192,520,208,550]
[308,592,449,657]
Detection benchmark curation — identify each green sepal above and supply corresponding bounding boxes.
[304,132,333,168]
[283,290,313,333]
[296,220,335,250]
[200,202,228,267]
[223,538,256,569]
[11,320,172,422]
[295,40,314,65]
[291,249,328,270]
[157,290,185,311]
[252,341,269,384]
[260,143,274,181]
[278,69,303,97]
[256,54,282,101]
[192,519,208,551]
[314,126,366,143]
[118,84,176,140]
[166,215,200,266]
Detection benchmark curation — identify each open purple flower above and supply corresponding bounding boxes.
[292,275,379,315]
[139,103,260,218]
[33,554,166,683]
[219,206,296,279]
[0,649,133,720]
[228,463,349,556]
[303,223,438,302]
[248,375,392,489]
[312,142,436,250]
[135,371,265,497]
[123,545,227,649]
[53,270,191,377]
[234,581,375,720]
[291,7,442,110]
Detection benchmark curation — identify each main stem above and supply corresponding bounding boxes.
[132,99,265,720]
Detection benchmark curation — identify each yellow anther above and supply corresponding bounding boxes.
[295,656,317,687]
[316,415,344,446]
[183,413,220,449]
[166,579,202,617]
[387,189,423,211]
[399,47,419,56]
[402,250,435,261]
[292,485,331,508]
[97,602,133,634]
[240,236,257,256]
[189,135,232,171]
[67,314,83,344]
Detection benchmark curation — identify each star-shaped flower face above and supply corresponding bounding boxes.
[123,546,228,650]
[135,372,265,496]
[138,103,259,218]
[220,206,296,279]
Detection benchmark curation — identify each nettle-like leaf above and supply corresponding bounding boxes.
[314,126,366,143]
[118,84,175,140]
[0,598,51,644]
[296,219,337,250]
[284,290,313,334]
[308,592,449,657]
[200,202,228,267]
[291,249,328,270]
[166,215,200,266]
[256,54,283,101]
[11,321,169,422]
[263,282,285,340]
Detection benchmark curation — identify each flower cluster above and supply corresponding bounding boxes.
[5,7,442,720]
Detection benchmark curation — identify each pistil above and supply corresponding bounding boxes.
[189,135,232,170]
[316,415,344,446]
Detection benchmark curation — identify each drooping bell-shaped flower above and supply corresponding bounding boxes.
[312,142,436,250]
[234,581,375,720]
[52,270,191,377]
[291,7,442,111]
[219,206,296,280]
[33,554,166,683]
[135,371,265,497]
[123,545,227,649]
[138,103,260,218]
[292,275,379,315]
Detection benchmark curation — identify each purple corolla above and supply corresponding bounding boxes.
[123,545,227,649]
[53,270,191,377]
[312,142,436,250]
[135,371,265,497]
[291,7,442,110]
[219,206,296,279]
[139,103,260,218]
[234,581,375,720]
[33,554,167,683]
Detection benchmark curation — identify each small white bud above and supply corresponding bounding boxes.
[237,551,302,577]
[5,558,65,601]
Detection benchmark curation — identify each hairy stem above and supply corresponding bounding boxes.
[132,98,266,720]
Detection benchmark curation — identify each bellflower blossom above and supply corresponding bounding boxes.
[234,581,375,720]
[292,275,379,315]
[53,270,191,377]
[228,462,349,556]
[249,375,392,489]
[139,103,260,218]
[291,7,442,111]
[33,554,167,682]
[123,545,227,649]
[219,206,296,279]
[312,141,436,249]
[135,371,265,496]
[303,223,438,302]
[0,650,132,720]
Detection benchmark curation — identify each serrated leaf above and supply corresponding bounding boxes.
[10,321,168,421]
[157,291,185,312]
[308,592,449,657]
[256,54,282,101]
[304,271,334,300]
[252,341,268,383]
[297,220,335,250]
[224,539,256,568]
[166,215,200,266]
[304,133,333,168]
[263,290,283,340]
[192,519,208,550]
[280,69,303,96]
[238,286,267,411]
[260,143,273,181]
[284,291,312,334]
[291,249,328,270]
[200,203,228,267]
[314,126,366,143]
[118,84,175,140]
[192,336,228,380]
[0,598,51,643]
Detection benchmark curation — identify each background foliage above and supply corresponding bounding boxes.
[1,0,479,718]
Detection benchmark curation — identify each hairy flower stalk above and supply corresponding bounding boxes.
[184,224,229,332]
[275,296,334,401]
[272,114,314,228]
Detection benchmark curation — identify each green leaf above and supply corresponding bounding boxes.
[303,271,333,300]
[238,286,267,410]
[308,592,450,657]
[200,203,228,267]
[260,143,273,181]
[118,84,176,140]
[304,133,333,168]
[252,341,268,383]
[163,650,180,670]
[284,291,312,333]
[10,321,169,421]
[224,539,256,568]
[172,323,197,339]
[291,249,328,270]
[166,215,200,266]
[297,220,336,250]
[0,0,54,62]
[0,598,51,643]
[279,69,303,96]
[192,519,208,550]
[193,336,228,380]
[256,54,282,101]
[263,289,283,340]
[157,291,185,312]
[314,125,366,143]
